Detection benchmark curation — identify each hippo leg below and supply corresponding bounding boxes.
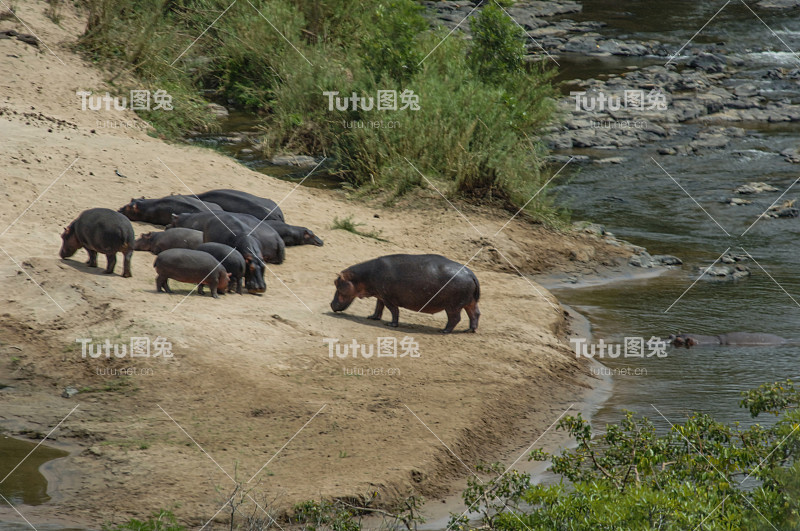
[198,284,205,295]
[156,275,172,293]
[385,303,400,327]
[368,300,385,320]
[235,276,242,295]
[86,249,98,268]
[103,253,117,274]
[122,250,133,278]
[442,309,462,334]
[210,279,219,299]
[464,301,480,333]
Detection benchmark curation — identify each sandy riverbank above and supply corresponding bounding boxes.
[0,3,635,528]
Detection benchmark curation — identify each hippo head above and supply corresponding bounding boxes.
[669,334,693,348]
[330,272,357,312]
[133,232,154,251]
[303,229,324,247]
[218,271,231,293]
[243,252,267,294]
[59,224,80,258]
[118,198,144,221]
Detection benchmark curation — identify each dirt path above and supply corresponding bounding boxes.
[0,3,631,528]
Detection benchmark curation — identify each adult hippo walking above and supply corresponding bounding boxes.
[670,332,791,348]
[60,208,134,277]
[330,254,481,333]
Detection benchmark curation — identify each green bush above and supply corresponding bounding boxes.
[78,0,563,224]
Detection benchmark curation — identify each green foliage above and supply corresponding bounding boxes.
[331,216,387,242]
[102,510,185,531]
[362,1,427,83]
[467,3,526,86]
[445,381,800,530]
[78,0,562,223]
[292,500,361,531]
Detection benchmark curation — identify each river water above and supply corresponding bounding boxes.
[549,0,800,431]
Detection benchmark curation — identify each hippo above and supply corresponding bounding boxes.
[201,215,267,294]
[264,220,323,247]
[154,248,229,298]
[330,254,481,333]
[196,189,284,222]
[134,228,204,254]
[195,242,245,295]
[176,212,285,264]
[669,332,790,348]
[60,208,134,277]
[118,195,222,225]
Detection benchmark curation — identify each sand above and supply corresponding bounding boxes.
[0,3,631,528]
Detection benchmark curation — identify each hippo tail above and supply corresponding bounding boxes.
[472,275,480,302]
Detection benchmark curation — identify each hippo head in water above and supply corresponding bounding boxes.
[59,223,79,259]
[330,271,363,312]
[668,334,694,348]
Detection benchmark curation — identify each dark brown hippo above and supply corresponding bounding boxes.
[134,228,204,254]
[669,332,790,348]
[200,215,267,294]
[330,254,481,333]
[195,242,245,295]
[154,248,229,298]
[60,208,134,277]
[118,195,222,225]
[264,220,323,247]
[196,189,284,222]
[169,212,285,264]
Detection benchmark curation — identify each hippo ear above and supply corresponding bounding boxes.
[63,225,71,235]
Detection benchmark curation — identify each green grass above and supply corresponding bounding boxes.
[78,0,565,225]
[331,216,387,242]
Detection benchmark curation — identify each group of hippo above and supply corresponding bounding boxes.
[59,189,322,298]
[59,189,483,333]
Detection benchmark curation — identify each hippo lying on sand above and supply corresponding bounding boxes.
[670,332,791,348]
[330,254,480,333]
[60,208,134,277]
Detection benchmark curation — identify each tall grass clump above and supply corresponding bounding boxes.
[78,0,563,224]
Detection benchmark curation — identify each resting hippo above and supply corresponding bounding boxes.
[201,215,267,294]
[670,332,790,348]
[118,196,221,225]
[134,228,204,254]
[196,189,284,222]
[174,212,285,264]
[264,220,323,247]
[195,242,245,295]
[154,248,229,298]
[60,208,134,277]
[330,254,481,333]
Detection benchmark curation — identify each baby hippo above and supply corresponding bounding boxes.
[135,228,203,254]
[195,242,245,294]
[330,254,481,333]
[154,249,229,298]
[60,208,134,277]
